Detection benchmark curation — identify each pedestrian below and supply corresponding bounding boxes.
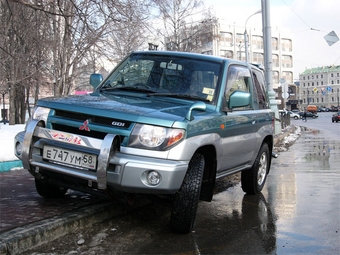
[303,111,307,122]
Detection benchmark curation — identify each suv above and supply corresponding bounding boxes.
[15,51,275,233]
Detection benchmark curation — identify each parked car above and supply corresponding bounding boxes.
[299,111,318,119]
[332,111,340,122]
[14,51,275,234]
[287,111,300,119]
[291,109,299,113]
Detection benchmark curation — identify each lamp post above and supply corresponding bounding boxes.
[261,0,281,133]
[0,89,8,124]
[148,37,159,51]
[244,9,261,62]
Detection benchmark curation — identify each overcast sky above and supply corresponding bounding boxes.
[205,0,340,81]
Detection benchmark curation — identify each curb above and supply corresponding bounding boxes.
[0,202,123,255]
[0,160,22,173]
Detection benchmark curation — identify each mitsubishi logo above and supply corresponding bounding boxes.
[79,119,90,131]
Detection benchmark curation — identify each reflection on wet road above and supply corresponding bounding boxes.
[177,112,339,254]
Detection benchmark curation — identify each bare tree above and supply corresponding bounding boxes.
[152,0,213,52]
[1,0,152,123]
[0,0,51,124]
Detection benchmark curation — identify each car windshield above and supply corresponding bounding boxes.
[98,53,221,103]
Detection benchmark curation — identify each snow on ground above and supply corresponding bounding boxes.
[0,123,25,162]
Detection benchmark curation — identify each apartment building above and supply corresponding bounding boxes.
[200,20,297,109]
[299,66,340,109]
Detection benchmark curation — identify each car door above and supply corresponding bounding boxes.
[218,65,257,172]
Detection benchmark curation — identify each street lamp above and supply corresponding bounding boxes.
[148,37,159,51]
[0,89,8,124]
[244,9,261,62]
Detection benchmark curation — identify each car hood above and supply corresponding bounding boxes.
[37,93,209,125]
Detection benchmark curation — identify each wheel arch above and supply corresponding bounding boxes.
[262,135,273,173]
[195,144,217,202]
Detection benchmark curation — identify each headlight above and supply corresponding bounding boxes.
[32,106,50,123]
[128,124,185,150]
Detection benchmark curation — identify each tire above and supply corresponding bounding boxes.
[294,116,298,120]
[241,143,270,194]
[170,153,204,234]
[35,178,68,198]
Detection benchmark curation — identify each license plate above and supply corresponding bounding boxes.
[43,146,97,170]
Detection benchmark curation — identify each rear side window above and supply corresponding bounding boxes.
[252,69,269,109]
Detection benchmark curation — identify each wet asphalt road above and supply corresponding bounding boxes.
[24,112,340,255]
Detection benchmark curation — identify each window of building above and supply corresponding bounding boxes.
[281,38,292,51]
[273,71,279,84]
[252,35,263,49]
[253,52,264,64]
[220,32,233,46]
[272,37,278,50]
[282,71,293,83]
[272,54,279,67]
[282,55,293,68]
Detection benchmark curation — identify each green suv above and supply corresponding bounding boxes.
[15,51,275,233]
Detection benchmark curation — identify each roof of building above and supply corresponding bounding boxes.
[300,65,340,75]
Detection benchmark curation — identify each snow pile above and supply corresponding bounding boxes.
[0,124,25,161]
[274,125,302,152]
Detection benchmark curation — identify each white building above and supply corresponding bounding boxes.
[299,66,340,109]
[200,20,296,108]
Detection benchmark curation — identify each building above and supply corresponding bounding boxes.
[299,66,340,109]
[200,20,297,109]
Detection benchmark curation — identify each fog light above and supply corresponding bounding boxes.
[15,142,22,156]
[147,171,161,186]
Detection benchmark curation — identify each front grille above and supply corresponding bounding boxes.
[55,110,132,128]
[54,124,108,139]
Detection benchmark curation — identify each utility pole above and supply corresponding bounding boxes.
[261,0,281,133]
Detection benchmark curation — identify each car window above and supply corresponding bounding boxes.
[252,69,269,109]
[225,65,252,109]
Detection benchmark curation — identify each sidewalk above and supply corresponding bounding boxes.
[0,170,121,255]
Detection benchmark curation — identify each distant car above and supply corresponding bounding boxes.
[287,111,300,119]
[291,109,299,113]
[299,111,318,119]
[332,111,340,122]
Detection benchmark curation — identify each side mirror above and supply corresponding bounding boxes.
[90,73,103,88]
[228,91,251,109]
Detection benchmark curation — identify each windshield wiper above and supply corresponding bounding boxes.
[147,93,210,102]
[100,86,155,93]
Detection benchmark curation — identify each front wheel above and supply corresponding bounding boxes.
[170,153,204,234]
[241,143,270,194]
[35,178,68,198]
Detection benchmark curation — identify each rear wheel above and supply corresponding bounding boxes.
[170,153,204,234]
[35,178,68,198]
[241,143,270,194]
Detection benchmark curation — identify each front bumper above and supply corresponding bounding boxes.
[14,120,188,194]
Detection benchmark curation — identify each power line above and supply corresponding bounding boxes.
[280,0,324,32]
